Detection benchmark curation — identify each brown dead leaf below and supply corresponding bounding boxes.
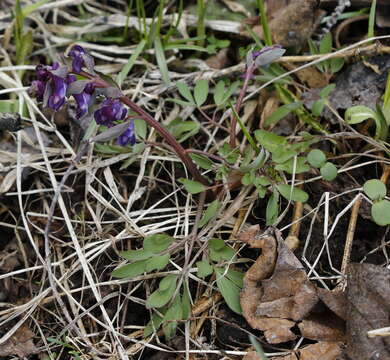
[261,318,296,344]
[245,351,299,360]
[240,229,321,343]
[345,263,390,359]
[260,97,280,128]
[298,313,346,342]
[283,64,328,88]
[239,227,350,346]
[0,241,20,272]
[317,288,347,321]
[243,351,262,360]
[299,341,344,360]
[206,48,230,69]
[251,0,323,47]
[0,325,38,358]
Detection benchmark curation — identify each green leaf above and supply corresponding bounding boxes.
[21,0,49,16]
[218,143,240,164]
[226,269,244,288]
[214,267,242,314]
[257,176,271,186]
[143,234,174,253]
[214,80,226,106]
[179,178,206,194]
[177,81,195,104]
[345,105,377,124]
[221,81,240,105]
[112,260,147,278]
[182,283,191,319]
[134,118,147,139]
[272,148,298,164]
[209,238,226,251]
[196,260,213,278]
[0,100,19,113]
[249,334,268,360]
[194,79,209,107]
[189,153,213,170]
[144,312,164,337]
[146,275,178,308]
[253,180,267,195]
[145,254,170,272]
[199,199,220,227]
[307,149,326,168]
[255,130,286,153]
[229,102,259,152]
[241,172,254,186]
[368,0,377,39]
[164,44,209,52]
[17,30,33,65]
[167,98,196,107]
[94,143,129,154]
[277,184,309,203]
[330,58,344,73]
[371,199,390,226]
[320,162,338,181]
[363,179,386,201]
[167,118,200,142]
[210,245,236,262]
[320,32,332,54]
[308,39,319,55]
[264,102,301,127]
[312,99,326,117]
[275,157,310,174]
[319,84,336,98]
[266,192,279,226]
[154,37,171,86]
[162,295,183,339]
[117,39,146,86]
[209,238,235,262]
[120,249,154,261]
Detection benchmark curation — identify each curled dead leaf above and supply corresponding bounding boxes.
[298,314,346,342]
[0,325,38,358]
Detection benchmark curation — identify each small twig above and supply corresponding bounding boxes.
[285,174,304,251]
[340,195,362,276]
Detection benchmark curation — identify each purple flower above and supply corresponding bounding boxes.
[30,62,70,111]
[30,79,46,101]
[117,121,136,146]
[94,98,127,127]
[47,75,67,110]
[246,45,285,69]
[73,82,95,119]
[69,45,86,73]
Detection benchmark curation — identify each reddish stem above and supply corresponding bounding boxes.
[229,64,255,148]
[81,71,210,187]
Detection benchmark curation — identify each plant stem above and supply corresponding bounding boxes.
[196,0,205,47]
[81,71,210,186]
[229,64,255,148]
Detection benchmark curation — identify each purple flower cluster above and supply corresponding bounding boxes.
[30,45,136,146]
[30,62,74,111]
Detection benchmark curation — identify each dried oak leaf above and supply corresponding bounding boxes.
[0,325,38,358]
[252,0,323,47]
[240,228,320,344]
[245,351,299,360]
[298,313,346,342]
[344,263,390,359]
[317,288,347,321]
[299,341,344,360]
